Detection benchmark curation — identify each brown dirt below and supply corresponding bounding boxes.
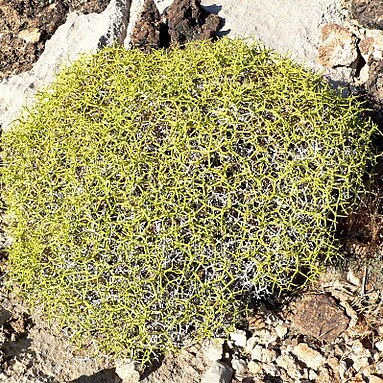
[0,0,109,81]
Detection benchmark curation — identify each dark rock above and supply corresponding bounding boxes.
[164,0,222,45]
[365,58,383,106]
[350,0,383,30]
[0,0,110,81]
[131,0,165,49]
[130,0,222,49]
[289,294,350,342]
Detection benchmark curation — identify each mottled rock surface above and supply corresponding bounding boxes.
[289,294,350,342]
[350,0,383,30]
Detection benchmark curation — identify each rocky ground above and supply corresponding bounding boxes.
[1,0,383,382]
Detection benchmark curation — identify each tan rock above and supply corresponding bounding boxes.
[18,28,41,44]
[276,353,299,379]
[250,345,277,363]
[292,343,324,370]
[247,360,263,375]
[115,361,140,383]
[316,366,339,383]
[318,23,359,68]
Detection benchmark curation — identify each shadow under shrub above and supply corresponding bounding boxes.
[1,38,377,363]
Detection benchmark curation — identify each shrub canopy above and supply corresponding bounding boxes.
[2,38,376,362]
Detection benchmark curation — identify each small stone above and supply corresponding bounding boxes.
[316,366,338,383]
[247,360,263,375]
[289,294,349,342]
[275,324,288,339]
[351,340,371,358]
[262,363,280,376]
[308,369,318,380]
[318,23,359,68]
[375,341,383,352]
[376,362,383,374]
[18,28,41,44]
[339,360,348,380]
[201,361,233,383]
[115,361,140,383]
[131,0,163,49]
[230,330,247,349]
[276,354,299,379]
[202,339,224,362]
[231,358,248,376]
[251,328,277,345]
[292,343,324,371]
[251,345,277,363]
[352,357,370,372]
[245,337,258,353]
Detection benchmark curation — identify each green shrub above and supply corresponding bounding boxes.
[2,38,376,362]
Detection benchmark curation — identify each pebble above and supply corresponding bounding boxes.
[251,345,277,363]
[352,356,370,372]
[230,330,247,349]
[339,360,348,380]
[201,361,233,383]
[245,336,258,353]
[292,343,324,370]
[202,339,224,362]
[262,362,280,376]
[251,328,277,345]
[231,358,248,376]
[275,353,298,379]
[275,324,288,339]
[375,341,383,352]
[115,361,140,383]
[247,360,263,375]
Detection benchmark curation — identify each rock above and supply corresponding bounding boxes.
[275,353,298,378]
[316,365,340,383]
[128,0,222,49]
[250,345,277,363]
[350,0,383,30]
[262,363,280,377]
[352,357,370,372]
[201,339,224,362]
[230,330,247,349]
[231,358,248,376]
[0,0,131,131]
[339,360,348,381]
[289,294,350,342]
[245,337,258,353]
[18,28,41,44]
[247,360,262,375]
[308,369,318,381]
[318,23,359,68]
[130,0,164,49]
[250,328,277,346]
[201,361,233,383]
[375,341,383,352]
[360,30,383,61]
[275,324,288,339]
[365,58,383,104]
[115,361,140,383]
[163,0,222,45]
[292,343,324,371]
